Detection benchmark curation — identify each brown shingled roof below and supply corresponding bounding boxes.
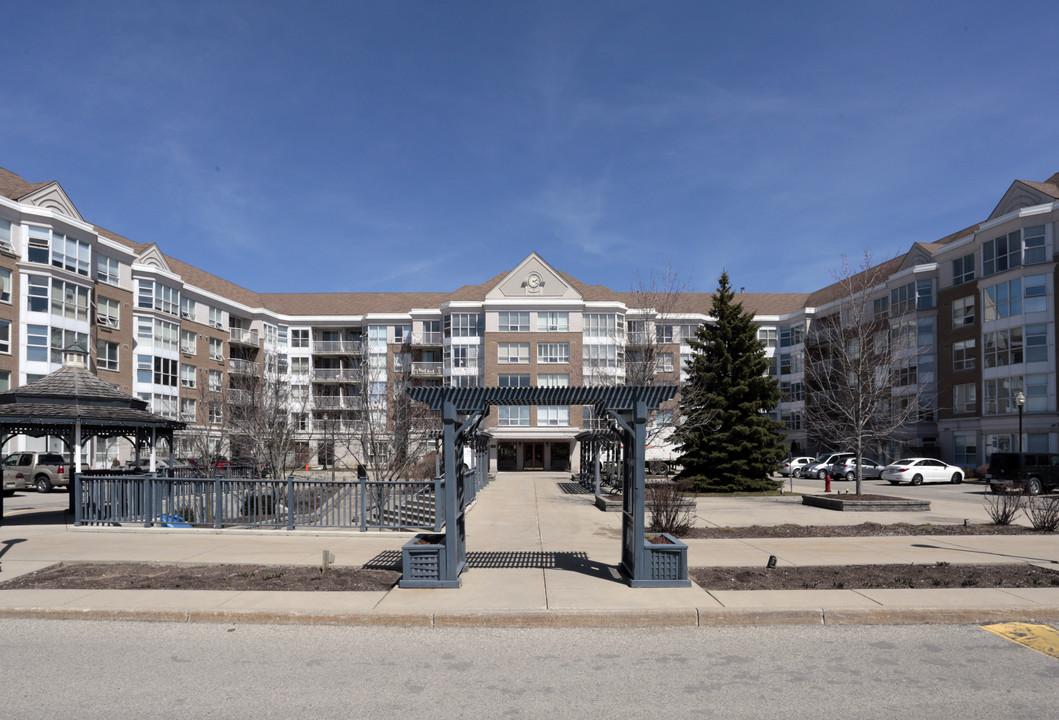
[1019,172,1059,200]
[0,168,51,201]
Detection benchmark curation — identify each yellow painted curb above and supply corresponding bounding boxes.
[982,622,1059,660]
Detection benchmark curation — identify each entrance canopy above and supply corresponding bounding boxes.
[406,384,682,588]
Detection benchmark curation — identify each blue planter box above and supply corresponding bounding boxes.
[400,534,460,589]
[639,533,691,588]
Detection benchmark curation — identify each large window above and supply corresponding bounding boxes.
[952,253,975,286]
[498,312,529,332]
[97,297,120,329]
[28,226,91,275]
[498,406,530,426]
[655,352,674,373]
[537,342,569,364]
[291,329,309,348]
[96,255,120,286]
[983,225,1046,276]
[498,342,529,364]
[51,278,90,321]
[450,345,480,369]
[27,325,48,362]
[136,318,179,351]
[1025,324,1048,363]
[137,280,179,316]
[584,344,619,368]
[983,278,1022,320]
[498,374,530,387]
[584,314,621,338]
[445,313,481,337]
[537,373,569,387]
[984,376,1023,415]
[538,406,569,426]
[27,275,48,313]
[889,282,916,315]
[757,328,776,347]
[953,383,976,414]
[537,312,569,332]
[953,339,976,371]
[96,340,119,371]
[954,433,977,466]
[50,328,87,364]
[983,328,1023,368]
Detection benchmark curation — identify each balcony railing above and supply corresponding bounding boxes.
[312,395,363,410]
[312,340,363,355]
[229,389,252,405]
[228,358,259,376]
[313,368,360,382]
[410,362,443,376]
[229,328,260,347]
[410,331,443,346]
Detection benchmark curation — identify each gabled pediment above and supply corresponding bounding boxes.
[989,181,1054,220]
[895,244,935,273]
[134,244,173,273]
[485,253,583,301]
[21,182,83,221]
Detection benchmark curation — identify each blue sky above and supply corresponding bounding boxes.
[3,1,1058,297]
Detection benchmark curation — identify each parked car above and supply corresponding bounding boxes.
[881,458,963,486]
[779,456,815,477]
[986,452,1059,495]
[1,454,27,494]
[2,452,70,493]
[805,452,856,479]
[830,457,885,481]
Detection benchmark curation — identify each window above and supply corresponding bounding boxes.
[952,253,975,286]
[136,318,179,351]
[1025,374,1049,412]
[779,325,804,347]
[180,296,196,321]
[872,297,889,320]
[952,296,975,328]
[50,328,87,364]
[137,280,179,315]
[584,344,620,368]
[680,324,701,343]
[0,268,9,303]
[208,403,223,424]
[209,337,224,361]
[26,227,90,275]
[655,352,674,373]
[136,354,151,384]
[757,328,776,348]
[895,361,917,386]
[498,312,529,332]
[97,297,120,329]
[916,278,935,310]
[498,342,529,364]
[181,330,197,355]
[208,306,223,329]
[208,369,222,392]
[657,325,675,344]
[984,225,1046,276]
[152,357,177,386]
[0,218,11,253]
[291,357,310,377]
[291,329,309,348]
[450,345,480,369]
[1025,324,1048,363]
[450,375,480,388]
[917,317,934,348]
[983,278,1021,321]
[954,433,977,466]
[27,275,48,312]
[953,383,976,414]
[537,312,569,332]
[538,406,569,426]
[584,314,621,338]
[1024,275,1048,313]
[537,342,569,364]
[180,398,197,423]
[983,328,1023,368]
[393,325,411,344]
[96,255,120,286]
[952,339,976,371]
[445,313,481,337]
[537,373,569,387]
[27,325,48,362]
[96,340,118,371]
[498,374,530,387]
[180,364,196,388]
[984,376,1023,415]
[498,406,530,426]
[49,278,90,321]
[889,282,915,315]
[0,370,9,391]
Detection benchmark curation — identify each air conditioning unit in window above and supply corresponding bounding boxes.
[0,241,14,255]
[96,314,118,329]
[181,311,193,319]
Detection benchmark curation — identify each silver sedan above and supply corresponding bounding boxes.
[881,458,964,486]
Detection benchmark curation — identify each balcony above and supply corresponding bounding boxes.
[229,389,253,405]
[228,358,259,376]
[313,368,359,382]
[312,339,363,355]
[312,395,363,410]
[229,328,260,348]
[411,361,443,377]
[410,331,443,346]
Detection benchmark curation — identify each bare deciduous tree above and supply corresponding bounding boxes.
[227,352,299,479]
[803,252,933,494]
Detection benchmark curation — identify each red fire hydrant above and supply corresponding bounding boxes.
[825,473,832,493]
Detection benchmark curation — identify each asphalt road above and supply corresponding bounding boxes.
[1,619,1057,719]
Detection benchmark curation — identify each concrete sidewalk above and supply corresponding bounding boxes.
[1,472,1058,627]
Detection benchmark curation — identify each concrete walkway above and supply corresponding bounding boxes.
[1,472,1058,627]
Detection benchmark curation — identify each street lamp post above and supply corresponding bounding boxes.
[1015,391,1026,453]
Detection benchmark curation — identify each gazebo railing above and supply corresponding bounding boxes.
[74,473,443,531]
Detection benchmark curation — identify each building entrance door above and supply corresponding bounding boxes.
[524,442,545,470]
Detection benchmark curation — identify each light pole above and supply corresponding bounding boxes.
[1015,391,1026,453]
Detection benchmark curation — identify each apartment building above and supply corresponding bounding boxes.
[0,166,1056,471]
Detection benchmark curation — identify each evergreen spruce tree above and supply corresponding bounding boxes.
[677,272,786,492]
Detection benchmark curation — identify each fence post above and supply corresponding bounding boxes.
[433,471,443,532]
[144,474,153,528]
[74,474,82,526]
[286,474,295,531]
[359,467,368,532]
[214,476,223,529]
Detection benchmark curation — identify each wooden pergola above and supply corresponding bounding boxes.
[0,347,184,522]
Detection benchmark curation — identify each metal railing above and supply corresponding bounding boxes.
[410,361,443,376]
[312,340,363,354]
[313,368,359,382]
[410,331,443,346]
[229,328,260,347]
[74,473,442,531]
[228,358,259,376]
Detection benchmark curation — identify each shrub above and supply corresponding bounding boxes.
[1024,494,1059,532]
[242,492,277,518]
[647,479,695,536]
[984,489,1023,525]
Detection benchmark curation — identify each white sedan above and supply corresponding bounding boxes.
[881,458,964,486]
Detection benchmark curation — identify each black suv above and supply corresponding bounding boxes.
[986,452,1059,495]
